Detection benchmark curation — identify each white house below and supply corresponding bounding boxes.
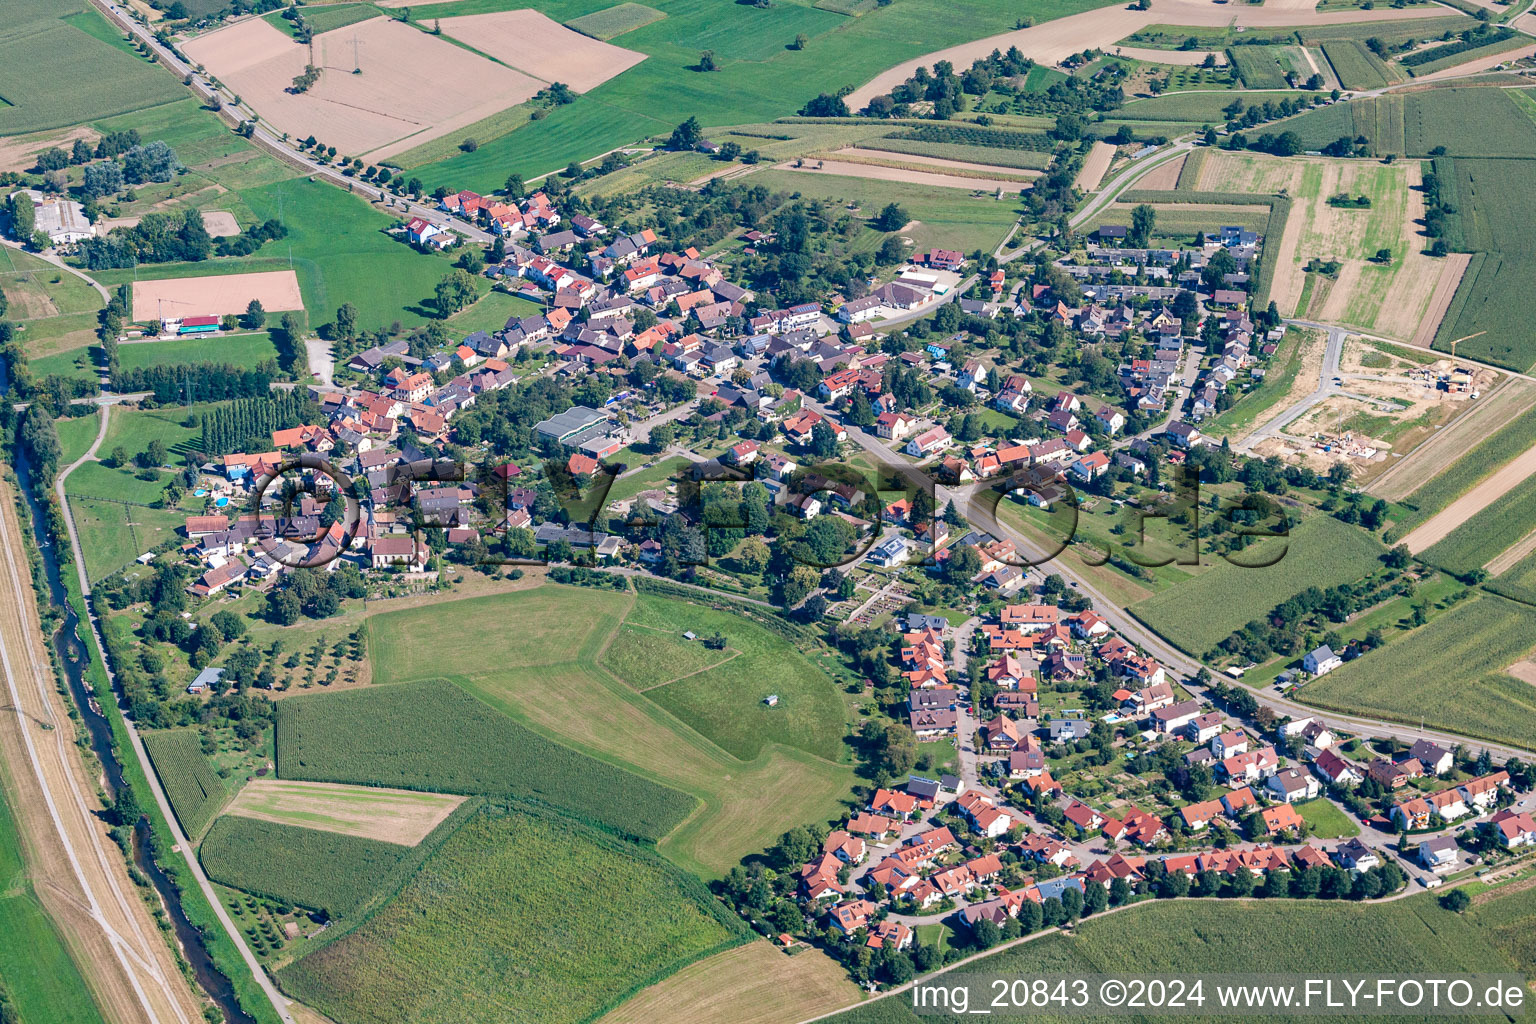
[1303,645,1342,675]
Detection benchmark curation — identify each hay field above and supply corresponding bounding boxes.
[438,10,647,91]
[597,941,860,1024]
[565,3,667,41]
[130,269,303,318]
[775,159,1026,191]
[830,147,1042,178]
[1199,151,1451,339]
[182,17,543,160]
[223,779,466,846]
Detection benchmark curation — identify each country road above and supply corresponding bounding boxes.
[0,471,204,1024]
[50,407,297,1024]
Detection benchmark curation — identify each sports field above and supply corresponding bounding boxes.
[130,271,303,320]
[1130,516,1386,656]
[223,779,466,845]
[360,584,855,875]
[278,806,748,1024]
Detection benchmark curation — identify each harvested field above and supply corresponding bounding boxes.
[1410,252,1472,347]
[437,11,647,93]
[1074,140,1117,191]
[1489,527,1536,576]
[202,210,240,238]
[775,159,1026,192]
[223,779,466,846]
[0,126,98,174]
[1400,441,1536,553]
[830,147,1041,178]
[1414,41,1536,79]
[1134,152,1185,191]
[597,941,861,1024]
[1369,377,1536,500]
[130,269,302,318]
[845,0,1462,108]
[182,17,543,160]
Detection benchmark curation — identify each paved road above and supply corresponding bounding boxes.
[89,0,492,244]
[52,407,297,1024]
[1238,323,1345,451]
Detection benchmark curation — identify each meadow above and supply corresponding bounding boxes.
[54,413,101,468]
[1300,593,1536,750]
[360,583,855,875]
[600,623,734,689]
[1227,46,1294,89]
[200,797,479,922]
[275,678,696,842]
[566,2,667,39]
[69,498,184,583]
[143,728,228,839]
[1130,516,1387,656]
[0,2,183,135]
[278,806,748,1024]
[1293,797,1359,838]
[0,783,108,1024]
[397,0,1120,190]
[1116,90,1297,124]
[822,894,1530,1023]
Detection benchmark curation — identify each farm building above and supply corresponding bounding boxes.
[164,315,222,337]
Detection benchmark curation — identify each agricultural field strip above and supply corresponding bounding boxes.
[221,779,466,846]
[1400,443,1536,553]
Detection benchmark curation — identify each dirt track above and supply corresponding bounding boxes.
[0,476,204,1024]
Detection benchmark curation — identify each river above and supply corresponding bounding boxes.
[3,355,255,1024]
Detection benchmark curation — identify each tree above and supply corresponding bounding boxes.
[1440,888,1471,913]
[334,302,358,342]
[874,203,908,232]
[242,299,266,331]
[7,192,36,243]
[668,117,703,150]
[697,50,718,72]
[503,173,526,198]
[434,269,478,317]
[1130,203,1156,247]
[82,161,125,199]
[791,33,807,49]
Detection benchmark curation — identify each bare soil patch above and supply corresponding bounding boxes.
[1401,441,1536,553]
[1135,152,1185,190]
[130,269,303,318]
[1074,141,1118,191]
[1505,660,1536,687]
[437,10,647,92]
[1489,527,1536,575]
[224,779,466,846]
[0,126,99,174]
[1410,252,1472,348]
[183,17,544,160]
[1417,43,1536,80]
[776,159,1027,192]
[202,210,241,238]
[596,941,861,1024]
[1369,377,1536,500]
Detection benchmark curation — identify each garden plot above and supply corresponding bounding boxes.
[223,779,465,846]
[130,270,303,318]
[182,17,543,160]
[437,10,647,92]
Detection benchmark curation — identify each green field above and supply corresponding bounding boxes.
[1301,593,1536,750]
[354,583,854,875]
[0,251,104,322]
[1118,90,1296,124]
[565,2,666,39]
[276,678,695,842]
[1385,403,1536,541]
[443,290,545,337]
[607,456,690,503]
[278,806,748,1024]
[1320,39,1392,90]
[1278,87,1536,160]
[1420,473,1536,575]
[1228,46,1293,89]
[1130,516,1387,656]
[143,728,228,838]
[600,623,734,689]
[201,798,478,922]
[1490,546,1536,605]
[69,498,184,582]
[855,137,1053,169]
[399,0,1119,190]
[0,2,184,135]
[0,779,108,1024]
[822,893,1532,1023]
[1294,797,1359,838]
[54,412,101,467]
[1403,30,1526,76]
[1430,157,1536,371]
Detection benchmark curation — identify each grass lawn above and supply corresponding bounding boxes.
[1130,516,1386,657]
[115,332,280,373]
[1202,326,1313,440]
[62,462,171,506]
[822,893,1530,1023]
[0,777,108,1024]
[0,248,103,320]
[1295,797,1359,838]
[278,806,747,1024]
[608,456,689,503]
[1299,592,1536,751]
[444,289,545,337]
[364,582,854,875]
[54,412,101,468]
[69,497,185,582]
[600,623,734,689]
